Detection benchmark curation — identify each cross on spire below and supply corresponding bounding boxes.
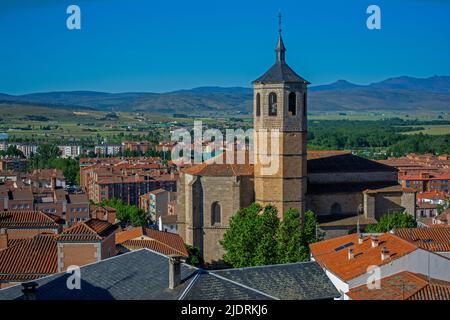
[278,11,282,35]
[275,11,286,63]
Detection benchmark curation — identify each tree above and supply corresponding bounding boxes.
[436,199,450,214]
[277,209,318,263]
[32,144,61,168]
[101,198,148,227]
[365,211,417,233]
[220,203,278,268]
[2,145,25,157]
[185,245,204,267]
[221,204,319,268]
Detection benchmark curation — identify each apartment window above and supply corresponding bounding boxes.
[12,204,17,209]
[51,209,56,213]
[268,92,277,116]
[288,92,296,115]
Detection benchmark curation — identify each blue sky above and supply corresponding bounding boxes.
[0,0,449,94]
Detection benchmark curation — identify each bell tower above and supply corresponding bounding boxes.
[253,15,309,218]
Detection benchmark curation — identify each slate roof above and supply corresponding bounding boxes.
[308,153,398,174]
[253,34,309,85]
[0,249,339,300]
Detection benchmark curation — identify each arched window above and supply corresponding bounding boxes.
[288,92,296,115]
[211,201,221,225]
[331,202,342,214]
[303,92,307,117]
[268,92,277,116]
[256,93,261,117]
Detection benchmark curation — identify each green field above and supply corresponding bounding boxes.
[402,125,450,135]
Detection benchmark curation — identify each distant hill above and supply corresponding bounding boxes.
[1,76,449,115]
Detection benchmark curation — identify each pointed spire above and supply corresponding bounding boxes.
[276,11,286,63]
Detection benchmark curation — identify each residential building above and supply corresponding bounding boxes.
[8,143,37,159]
[80,157,176,206]
[115,226,188,256]
[393,228,450,258]
[24,169,66,189]
[0,157,28,172]
[55,219,118,272]
[0,211,64,249]
[0,218,118,288]
[309,232,450,299]
[57,145,82,159]
[0,249,339,300]
[140,188,169,221]
[94,144,123,156]
[122,141,151,154]
[90,205,117,224]
[347,271,450,300]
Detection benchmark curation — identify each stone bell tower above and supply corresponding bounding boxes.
[253,15,309,218]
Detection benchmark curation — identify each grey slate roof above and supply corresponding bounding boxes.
[253,61,310,84]
[253,34,309,84]
[0,249,339,300]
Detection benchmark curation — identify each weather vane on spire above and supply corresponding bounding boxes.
[278,11,282,35]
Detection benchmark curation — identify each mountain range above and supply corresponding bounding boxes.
[1,76,449,115]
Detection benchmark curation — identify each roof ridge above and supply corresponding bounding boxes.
[209,271,278,300]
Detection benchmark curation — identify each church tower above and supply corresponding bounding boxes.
[253,16,309,218]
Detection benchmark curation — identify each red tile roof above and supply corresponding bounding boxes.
[0,211,63,229]
[309,233,417,281]
[394,228,450,252]
[0,233,57,282]
[115,227,188,257]
[56,219,117,242]
[348,271,450,300]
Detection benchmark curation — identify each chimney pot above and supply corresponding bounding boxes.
[381,247,390,261]
[168,255,184,289]
[22,281,39,300]
[358,234,364,245]
[348,248,354,260]
[371,236,379,248]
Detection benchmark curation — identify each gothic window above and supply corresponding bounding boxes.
[288,92,296,115]
[331,202,342,214]
[268,92,277,116]
[256,93,261,116]
[211,201,221,225]
[303,92,307,117]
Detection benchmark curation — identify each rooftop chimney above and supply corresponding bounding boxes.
[381,247,390,261]
[358,233,364,245]
[0,228,8,250]
[371,236,379,248]
[348,248,354,260]
[22,281,39,300]
[168,255,184,289]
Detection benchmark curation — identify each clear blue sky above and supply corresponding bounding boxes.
[0,0,449,94]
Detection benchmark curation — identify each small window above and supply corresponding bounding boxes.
[256,93,261,117]
[211,201,221,225]
[288,92,296,116]
[268,92,277,116]
[303,92,307,117]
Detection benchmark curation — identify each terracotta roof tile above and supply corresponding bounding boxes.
[115,227,188,257]
[394,228,450,252]
[56,219,117,242]
[309,233,417,281]
[0,211,63,229]
[348,271,450,300]
[0,234,57,281]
